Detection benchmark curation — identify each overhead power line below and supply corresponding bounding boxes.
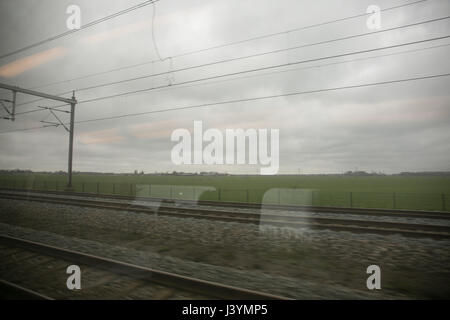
[2,72,449,134]
[74,73,450,124]
[0,125,48,134]
[0,0,161,60]
[74,16,450,93]
[75,36,450,105]
[22,0,429,92]
[16,33,449,116]
[16,14,450,108]
[13,41,450,117]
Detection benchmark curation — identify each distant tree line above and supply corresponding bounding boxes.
[0,169,449,176]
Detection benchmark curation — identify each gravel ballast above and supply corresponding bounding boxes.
[0,198,449,299]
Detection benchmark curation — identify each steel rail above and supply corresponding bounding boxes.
[1,187,448,219]
[1,192,449,239]
[0,235,289,300]
[0,279,54,300]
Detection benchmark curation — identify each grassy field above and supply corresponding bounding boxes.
[1,173,449,211]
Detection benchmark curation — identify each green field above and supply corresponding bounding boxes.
[1,173,449,212]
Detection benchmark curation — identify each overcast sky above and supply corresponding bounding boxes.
[0,0,449,174]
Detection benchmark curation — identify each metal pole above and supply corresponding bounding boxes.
[66,92,76,191]
[0,83,77,191]
[0,83,74,104]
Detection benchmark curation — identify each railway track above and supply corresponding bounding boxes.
[1,190,450,239]
[0,234,288,300]
[0,279,54,300]
[1,187,449,219]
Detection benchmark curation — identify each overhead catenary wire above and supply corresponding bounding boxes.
[13,41,450,116]
[0,0,161,60]
[2,72,449,134]
[74,73,450,123]
[76,36,450,105]
[74,16,450,93]
[21,0,429,92]
[15,14,450,108]
[13,33,450,116]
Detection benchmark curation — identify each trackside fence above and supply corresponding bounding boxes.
[0,179,448,212]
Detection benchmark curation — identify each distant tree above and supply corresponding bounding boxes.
[134,170,138,175]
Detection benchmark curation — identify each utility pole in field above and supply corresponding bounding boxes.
[0,83,77,191]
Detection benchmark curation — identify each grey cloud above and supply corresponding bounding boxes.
[0,0,449,173]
